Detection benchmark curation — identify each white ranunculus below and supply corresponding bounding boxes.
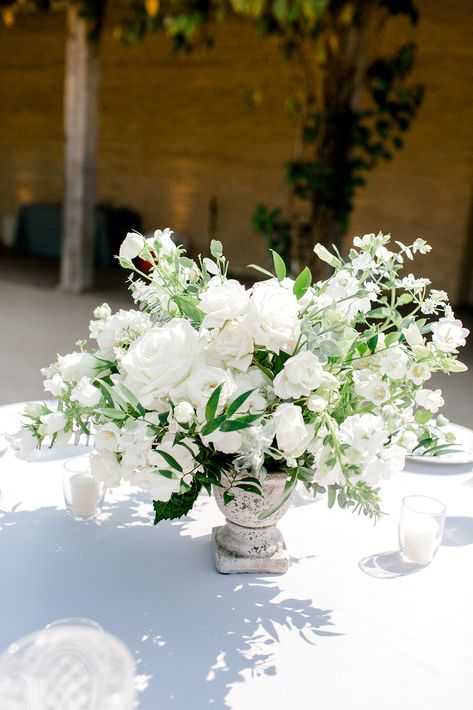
[198,277,250,329]
[173,401,195,425]
[431,318,469,353]
[57,351,98,382]
[205,318,254,372]
[43,373,66,396]
[40,411,66,436]
[185,365,236,411]
[379,347,409,379]
[94,422,122,452]
[90,450,122,487]
[273,350,324,400]
[119,232,145,261]
[120,319,200,406]
[70,376,102,408]
[415,388,444,413]
[273,403,313,460]
[246,281,300,354]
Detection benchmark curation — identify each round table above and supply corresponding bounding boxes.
[1,402,472,710]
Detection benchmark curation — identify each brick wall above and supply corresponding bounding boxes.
[0,1,472,301]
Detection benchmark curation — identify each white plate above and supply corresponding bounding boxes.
[406,423,473,465]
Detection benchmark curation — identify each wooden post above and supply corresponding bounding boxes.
[60,2,99,291]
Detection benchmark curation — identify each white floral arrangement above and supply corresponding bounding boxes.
[18,229,469,522]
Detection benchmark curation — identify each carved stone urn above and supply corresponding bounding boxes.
[212,472,295,574]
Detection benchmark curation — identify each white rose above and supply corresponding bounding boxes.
[185,365,236,411]
[90,450,122,487]
[273,403,313,460]
[70,377,102,408]
[40,411,66,436]
[246,281,300,354]
[120,319,200,406]
[119,231,145,260]
[273,350,324,399]
[94,423,122,452]
[431,318,469,353]
[43,373,66,396]
[415,388,444,413]
[205,319,254,372]
[58,351,98,382]
[198,277,250,329]
[173,401,195,425]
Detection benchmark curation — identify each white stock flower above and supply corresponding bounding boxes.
[90,450,122,487]
[173,401,195,425]
[57,351,98,382]
[205,318,254,372]
[119,232,145,260]
[415,388,444,413]
[70,377,102,408]
[431,318,469,353]
[93,303,112,320]
[246,281,300,354]
[94,423,122,452]
[120,319,200,406]
[273,403,313,460]
[40,411,66,436]
[379,347,409,379]
[198,277,250,328]
[273,350,324,399]
[43,373,66,396]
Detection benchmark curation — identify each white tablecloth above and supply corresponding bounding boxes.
[1,402,472,710]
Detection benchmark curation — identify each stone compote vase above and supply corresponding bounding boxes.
[212,472,295,574]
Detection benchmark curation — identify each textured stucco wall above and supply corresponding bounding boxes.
[0,1,472,300]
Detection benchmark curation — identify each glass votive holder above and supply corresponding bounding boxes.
[63,456,104,521]
[399,495,446,565]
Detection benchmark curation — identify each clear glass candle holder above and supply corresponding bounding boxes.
[63,456,104,521]
[399,495,446,565]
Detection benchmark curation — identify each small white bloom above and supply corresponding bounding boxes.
[43,373,67,396]
[90,450,122,487]
[198,277,250,329]
[431,318,469,353]
[363,378,390,405]
[57,351,98,382]
[412,238,431,254]
[307,395,327,413]
[9,429,37,457]
[325,270,359,300]
[403,322,424,348]
[173,401,195,425]
[119,231,145,261]
[70,377,102,408]
[40,411,66,436]
[407,362,431,386]
[94,423,122,452]
[415,388,444,413]
[379,347,409,379]
[273,351,324,400]
[149,228,177,256]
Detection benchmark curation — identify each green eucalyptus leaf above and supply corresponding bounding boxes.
[210,239,223,258]
[270,249,287,281]
[172,294,204,324]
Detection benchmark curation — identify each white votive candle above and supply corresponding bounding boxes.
[399,495,446,565]
[69,473,101,518]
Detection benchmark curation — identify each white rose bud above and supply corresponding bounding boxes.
[119,231,145,261]
[174,401,195,425]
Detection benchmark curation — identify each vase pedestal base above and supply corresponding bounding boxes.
[212,526,290,574]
